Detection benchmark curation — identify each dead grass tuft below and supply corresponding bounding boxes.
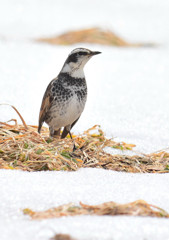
[0,104,169,173]
[37,27,154,47]
[50,234,76,240]
[23,200,169,220]
[0,122,169,173]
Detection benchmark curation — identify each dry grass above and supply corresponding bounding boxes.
[50,234,76,240]
[0,104,169,173]
[0,122,169,173]
[23,200,169,220]
[37,27,154,47]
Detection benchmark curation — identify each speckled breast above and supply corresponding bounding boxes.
[45,73,87,129]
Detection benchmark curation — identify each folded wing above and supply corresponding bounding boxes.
[38,83,53,133]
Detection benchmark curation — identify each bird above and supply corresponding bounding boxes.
[38,47,101,139]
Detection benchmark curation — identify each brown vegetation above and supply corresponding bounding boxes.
[37,27,153,47]
[23,200,169,220]
[0,122,169,173]
[0,104,168,173]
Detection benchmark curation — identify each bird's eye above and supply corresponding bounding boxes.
[67,51,88,64]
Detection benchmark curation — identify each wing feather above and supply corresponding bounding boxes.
[38,82,54,133]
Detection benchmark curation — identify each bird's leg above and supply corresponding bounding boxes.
[49,127,61,139]
[49,127,54,137]
[45,126,54,142]
[69,131,77,152]
[53,128,61,138]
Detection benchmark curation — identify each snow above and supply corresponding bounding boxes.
[0,0,169,239]
[0,0,169,43]
[0,169,169,240]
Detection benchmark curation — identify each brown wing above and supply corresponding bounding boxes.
[38,82,54,133]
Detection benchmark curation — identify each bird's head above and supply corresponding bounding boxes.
[61,48,101,78]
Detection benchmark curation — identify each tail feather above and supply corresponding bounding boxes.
[38,122,42,133]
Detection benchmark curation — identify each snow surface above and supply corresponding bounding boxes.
[0,169,169,240]
[0,0,169,239]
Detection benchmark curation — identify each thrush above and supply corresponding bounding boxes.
[38,48,101,139]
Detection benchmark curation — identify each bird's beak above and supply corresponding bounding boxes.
[90,51,102,56]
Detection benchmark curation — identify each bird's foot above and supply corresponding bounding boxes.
[73,143,77,152]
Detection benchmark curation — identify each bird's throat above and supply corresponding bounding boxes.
[62,63,85,79]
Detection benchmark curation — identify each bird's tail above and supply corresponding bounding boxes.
[38,123,42,133]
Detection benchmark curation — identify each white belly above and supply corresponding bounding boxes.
[49,96,86,129]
